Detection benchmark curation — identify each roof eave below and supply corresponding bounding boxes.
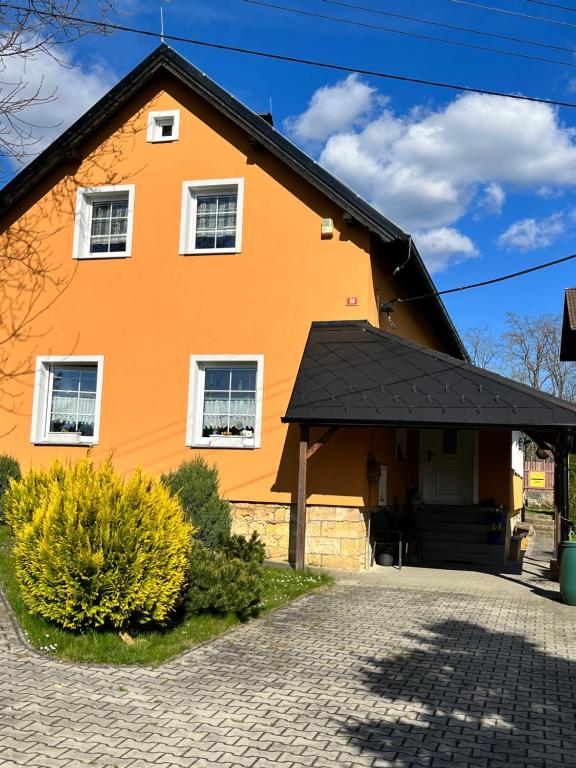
[281,416,576,429]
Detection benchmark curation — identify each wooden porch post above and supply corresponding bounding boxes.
[295,424,309,570]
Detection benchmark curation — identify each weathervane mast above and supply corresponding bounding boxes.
[160,0,171,43]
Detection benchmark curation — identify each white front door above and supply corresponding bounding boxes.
[420,429,476,505]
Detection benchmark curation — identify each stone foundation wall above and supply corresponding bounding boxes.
[231,503,368,571]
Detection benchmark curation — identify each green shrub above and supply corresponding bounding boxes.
[220,531,266,564]
[5,456,194,631]
[0,454,21,523]
[162,458,231,548]
[185,539,262,621]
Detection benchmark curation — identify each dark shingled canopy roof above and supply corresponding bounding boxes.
[283,321,576,432]
[561,288,576,361]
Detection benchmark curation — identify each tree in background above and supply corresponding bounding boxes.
[0,1,115,174]
[501,312,576,400]
[465,313,576,401]
[462,326,501,370]
[0,2,118,418]
[465,312,576,520]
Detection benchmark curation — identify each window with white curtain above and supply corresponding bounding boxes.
[187,355,264,448]
[180,179,244,255]
[30,356,104,445]
[73,185,135,259]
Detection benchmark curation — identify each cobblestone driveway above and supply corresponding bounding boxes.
[1,562,576,768]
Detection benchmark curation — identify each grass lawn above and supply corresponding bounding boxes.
[0,525,332,666]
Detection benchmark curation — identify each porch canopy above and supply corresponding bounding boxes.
[283,321,576,567]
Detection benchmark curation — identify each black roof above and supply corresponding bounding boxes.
[283,320,576,431]
[0,44,466,360]
[561,288,576,361]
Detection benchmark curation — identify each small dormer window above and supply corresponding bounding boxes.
[147,109,180,143]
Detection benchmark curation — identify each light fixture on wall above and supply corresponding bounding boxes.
[367,452,381,484]
[379,301,396,329]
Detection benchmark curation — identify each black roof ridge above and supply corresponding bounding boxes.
[0,43,465,359]
[332,320,576,413]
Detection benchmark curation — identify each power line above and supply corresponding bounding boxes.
[322,0,576,55]
[527,0,576,11]
[2,2,576,109]
[390,252,576,304]
[0,2,572,305]
[244,0,576,68]
[450,0,576,28]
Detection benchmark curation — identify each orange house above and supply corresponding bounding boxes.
[1,45,575,571]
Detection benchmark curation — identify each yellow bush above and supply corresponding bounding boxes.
[5,456,194,631]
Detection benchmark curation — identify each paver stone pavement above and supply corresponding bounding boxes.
[1,534,575,767]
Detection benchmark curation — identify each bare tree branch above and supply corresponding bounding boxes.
[501,312,576,401]
[463,326,502,370]
[0,1,117,169]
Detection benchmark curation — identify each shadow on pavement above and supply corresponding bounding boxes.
[496,555,561,603]
[342,618,576,767]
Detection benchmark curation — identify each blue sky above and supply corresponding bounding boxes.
[9,0,576,339]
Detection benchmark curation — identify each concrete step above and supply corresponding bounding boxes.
[417,513,492,526]
[416,530,496,544]
[530,525,554,530]
[423,559,523,574]
[423,540,505,555]
[422,548,506,566]
[418,504,507,567]
[418,520,492,531]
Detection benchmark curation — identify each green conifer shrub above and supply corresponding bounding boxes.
[185,540,262,621]
[4,456,194,631]
[0,454,21,523]
[220,531,266,564]
[161,458,231,548]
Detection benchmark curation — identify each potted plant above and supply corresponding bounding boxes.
[487,505,505,544]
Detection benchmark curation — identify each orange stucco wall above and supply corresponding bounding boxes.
[478,430,512,508]
[0,73,457,506]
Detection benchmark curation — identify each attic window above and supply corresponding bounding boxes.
[147,109,180,143]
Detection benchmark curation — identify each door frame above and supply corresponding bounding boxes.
[419,428,479,505]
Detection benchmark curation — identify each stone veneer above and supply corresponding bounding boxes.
[231,503,369,571]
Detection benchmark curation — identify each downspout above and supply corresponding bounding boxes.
[554,427,574,557]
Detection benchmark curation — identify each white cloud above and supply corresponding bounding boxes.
[1,46,115,167]
[413,227,479,274]
[286,82,576,232]
[479,182,505,215]
[284,74,375,143]
[497,212,565,251]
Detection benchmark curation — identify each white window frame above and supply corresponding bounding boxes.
[72,185,135,260]
[186,354,264,449]
[179,178,244,255]
[30,355,104,446]
[147,109,180,143]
